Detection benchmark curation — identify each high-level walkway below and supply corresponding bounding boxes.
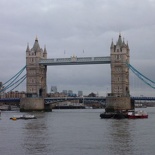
[39,56,111,66]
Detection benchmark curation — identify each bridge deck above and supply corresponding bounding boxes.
[1,96,155,103]
[39,56,111,66]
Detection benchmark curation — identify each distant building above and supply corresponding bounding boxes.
[51,86,57,93]
[62,90,67,95]
[88,92,96,97]
[0,82,2,88]
[4,91,26,98]
[68,90,73,96]
[0,82,4,98]
[48,92,67,97]
[78,91,83,97]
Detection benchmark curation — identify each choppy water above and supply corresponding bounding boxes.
[0,107,155,155]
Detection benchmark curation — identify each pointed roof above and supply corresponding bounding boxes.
[31,37,40,52]
[116,34,122,46]
[122,38,126,48]
[110,39,114,49]
[43,45,47,53]
[126,41,129,50]
[26,43,30,52]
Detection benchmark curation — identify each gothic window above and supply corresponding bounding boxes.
[115,67,121,72]
[115,55,120,60]
[117,55,119,59]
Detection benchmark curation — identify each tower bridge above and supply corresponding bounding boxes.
[19,34,132,112]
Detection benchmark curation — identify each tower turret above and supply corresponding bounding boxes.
[43,45,47,58]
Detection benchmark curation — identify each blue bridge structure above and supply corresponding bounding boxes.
[1,96,155,104]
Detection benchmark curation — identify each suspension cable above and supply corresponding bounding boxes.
[127,63,155,89]
[2,66,26,87]
[0,66,26,93]
[2,70,26,91]
[1,74,26,92]
[8,75,27,92]
[127,63,155,84]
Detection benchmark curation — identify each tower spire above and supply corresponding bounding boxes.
[35,35,38,41]
[32,36,40,52]
[110,39,114,49]
[26,43,30,52]
[122,38,126,48]
[44,45,47,53]
[117,33,122,46]
[43,45,47,58]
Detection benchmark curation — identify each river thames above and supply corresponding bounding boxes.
[0,107,155,155]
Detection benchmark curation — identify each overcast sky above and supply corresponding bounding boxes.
[0,0,155,96]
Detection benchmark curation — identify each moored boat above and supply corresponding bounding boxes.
[127,110,148,119]
[100,111,128,119]
[100,112,114,118]
[10,114,36,120]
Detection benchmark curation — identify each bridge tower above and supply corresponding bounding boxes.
[20,37,51,111]
[26,37,47,98]
[106,34,133,112]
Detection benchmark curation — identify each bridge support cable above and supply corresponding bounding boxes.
[1,74,26,92]
[127,63,155,89]
[0,66,26,93]
[8,75,27,92]
[1,66,26,87]
[2,70,25,91]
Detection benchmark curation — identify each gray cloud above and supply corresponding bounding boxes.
[0,0,155,96]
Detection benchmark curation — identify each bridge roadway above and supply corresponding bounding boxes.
[44,96,155,104]
[1,96,155,103]
[39,56,111,66]
[44,97,106,104]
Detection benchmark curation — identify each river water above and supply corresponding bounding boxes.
[0,107,155,155]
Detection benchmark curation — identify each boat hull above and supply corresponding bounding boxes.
[100,112,128,119]
[128,115,148,119]
[10,115,36,120]
[100,110,148,119]
[127,110,148,119]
